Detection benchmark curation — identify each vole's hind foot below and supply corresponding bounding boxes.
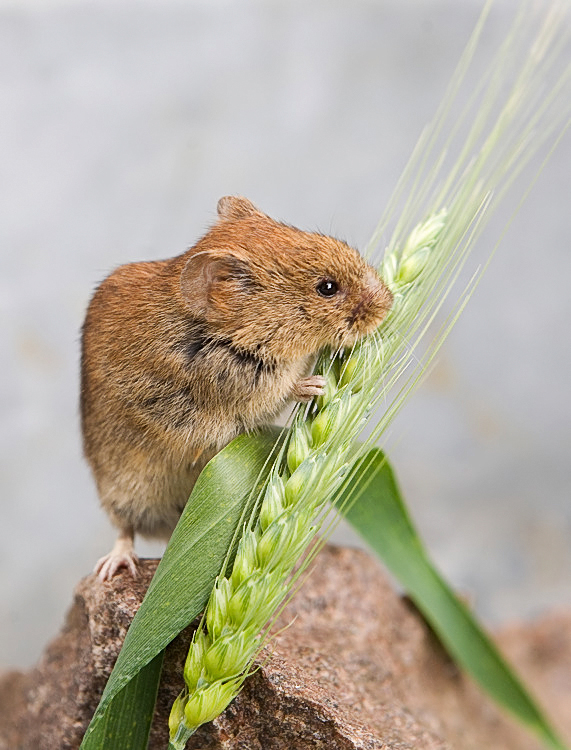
[291,375,326,402]
[95,550,139,581]
[94,528,138,582]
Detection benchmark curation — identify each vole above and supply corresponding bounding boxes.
[81,196,393,580]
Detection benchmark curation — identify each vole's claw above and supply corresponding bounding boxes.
[291,375,327,402]
[94,550,139,581]
[94,530,139,581]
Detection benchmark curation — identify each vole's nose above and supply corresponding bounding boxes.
[356,272,393,331]
[370,271,393,314]
[345,270,393,338]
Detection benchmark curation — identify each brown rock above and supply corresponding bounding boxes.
[0,546,569,750]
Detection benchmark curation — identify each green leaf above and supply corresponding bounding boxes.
[80,430,280,750]
[339,449,568,750]
[83,652,165,750]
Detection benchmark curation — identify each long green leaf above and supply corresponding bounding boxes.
[340,449,567,750]
[83,652,165,750]
[80,430,279,749]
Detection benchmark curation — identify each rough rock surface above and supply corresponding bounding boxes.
[0,546,569,750]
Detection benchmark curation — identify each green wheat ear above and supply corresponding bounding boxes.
[167,2,571,746]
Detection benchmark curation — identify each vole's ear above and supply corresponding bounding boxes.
[180,251,254,316]
[217,195,260,221]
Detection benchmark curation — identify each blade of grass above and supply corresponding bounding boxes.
[339,448,568,750]
[83,652,165,750]
[80,429,280,749]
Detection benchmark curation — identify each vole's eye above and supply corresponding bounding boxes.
[316,279,339,298]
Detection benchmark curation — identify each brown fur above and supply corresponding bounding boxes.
[81,197,392,575]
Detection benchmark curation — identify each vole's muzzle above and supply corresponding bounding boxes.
[347,273,393,334]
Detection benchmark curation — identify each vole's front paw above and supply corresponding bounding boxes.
[291,375,326,402]
[94,546,139,582]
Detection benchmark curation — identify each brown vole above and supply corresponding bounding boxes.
[81,196,392,580]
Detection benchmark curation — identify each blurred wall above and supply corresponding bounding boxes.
[1,0,570,669]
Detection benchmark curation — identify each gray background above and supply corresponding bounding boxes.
[1,0,570,670]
